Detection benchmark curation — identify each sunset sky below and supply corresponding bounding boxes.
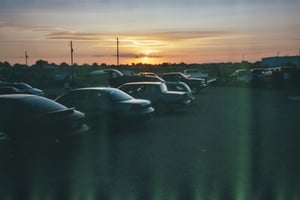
[1,0,299,65]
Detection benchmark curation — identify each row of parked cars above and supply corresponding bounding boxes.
[0,69,208,148]
[107,71,207,94]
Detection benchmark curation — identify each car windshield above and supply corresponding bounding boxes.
[108,89,133,101]
[20,96,67,114]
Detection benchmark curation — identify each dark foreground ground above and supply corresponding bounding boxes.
[1,86,300,200]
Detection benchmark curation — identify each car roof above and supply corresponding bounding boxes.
[0,94,36,99]
[119,82,163,86]
[67,87,128,95]
[71,87,117,91]
[162,72,183,75]
[0,94,50,104]
[184,69,200,72]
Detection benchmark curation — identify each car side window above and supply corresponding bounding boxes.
[136,85,145,94]
[59,92,78,104]
[124,85,137,95]
[148,85,159,94]
[92,91,110,105]
[175,74,182,81]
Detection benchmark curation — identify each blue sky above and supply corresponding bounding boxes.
[1,0,299,65]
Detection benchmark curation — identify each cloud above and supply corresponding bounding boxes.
[45,29,231,41]
[140,30,231,41]
[46,31,105,40]
[94,52,163,59]
[0,21,63,33]
[0,21,35,30]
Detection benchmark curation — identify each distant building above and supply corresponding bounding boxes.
[261,56,300,68]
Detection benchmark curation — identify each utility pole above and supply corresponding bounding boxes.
[117,37,119,66]
[25,51,28,65]
[70,41,74,66]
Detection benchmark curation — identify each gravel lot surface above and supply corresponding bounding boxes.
[1,86,300,200]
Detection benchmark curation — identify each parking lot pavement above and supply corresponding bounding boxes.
[1,86,300,200]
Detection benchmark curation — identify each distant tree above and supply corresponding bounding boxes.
[60,62,69,69]
[0,61,11,68]
[92,62,98,67]
[35,60,48,66]
[100,63,107,67]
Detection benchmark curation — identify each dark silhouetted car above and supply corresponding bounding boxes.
[0,94,89,144]
[137,72,160,77]
[90,68,123,76]
[118,82,191,114]
[108,74,165,88]
[55,87,154,129]
[13,82,44,96]
[161,72,206,94]
[0,86,21,95]
[0,82,44,96]
[230,69,267,87]
[184,69,209,82]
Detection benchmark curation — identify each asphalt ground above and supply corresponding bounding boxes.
[1,86,300,200]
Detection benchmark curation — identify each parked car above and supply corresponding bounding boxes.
[229,69,250,85]
[55,87,154,129]
[90,69,123,78]
[0,94,89,144]
[0,86,21,95]
[165,81,195,102]
[184,69,209,82]
[118,82,191,114]
[108,74,165,88]
[137,72,159,77]
[161,72,206,94]
[230,69,266,87]
[0,82,44,96]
